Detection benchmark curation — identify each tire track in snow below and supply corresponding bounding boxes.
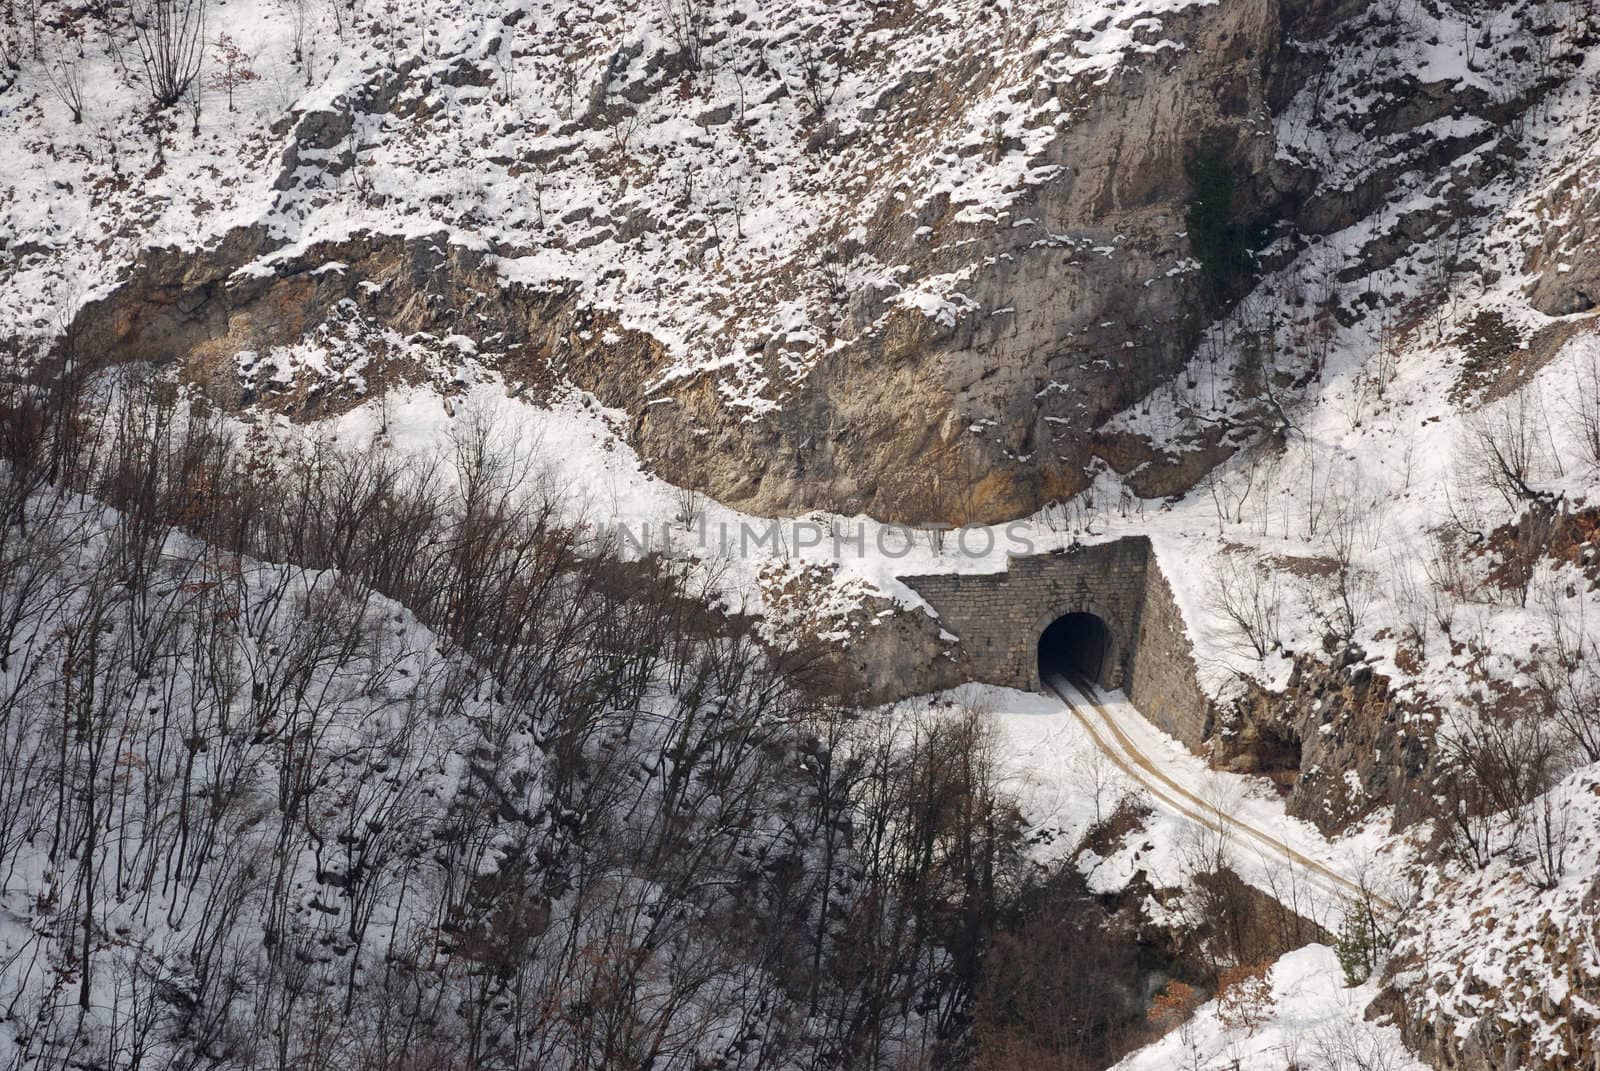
[1044,674,1397,917]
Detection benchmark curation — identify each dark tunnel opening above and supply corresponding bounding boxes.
[1038,612,1111,687]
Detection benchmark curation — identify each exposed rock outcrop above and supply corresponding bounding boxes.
[57,0,1575,528]
[1212,651,1437,835]
[1373,766,1600,1071]
[67,229,668,424]
[61,0,1303,522]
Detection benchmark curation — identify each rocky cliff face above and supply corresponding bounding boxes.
[44,0,1580,525]
[661,0,1295,521]
[44,0,1299,523]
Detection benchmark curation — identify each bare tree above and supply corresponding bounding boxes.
[1209,553,1283,660]
[1292,439,1335,540]
[0,1,23,72]
[325,0,355,40]
[184,70,202,134]
[286,0,308,66]
[1205,450,1265,530]
[0,361,1175,1068]
[206,32,258,112]
[2,0,41,64]
[1322,486,1376,646]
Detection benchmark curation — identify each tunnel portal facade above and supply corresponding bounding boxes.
[900,537,1210,748]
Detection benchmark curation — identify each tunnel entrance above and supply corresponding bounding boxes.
[1038,612,1112,687]
[901,541,1212,747]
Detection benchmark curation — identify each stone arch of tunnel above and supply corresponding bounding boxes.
[898,537,1213,749]
[1037,611,1114,688]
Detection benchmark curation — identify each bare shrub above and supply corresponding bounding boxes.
[1309,1016,1403,1071]
[130,0,207,108]
[660,0,712,71]
[1388,543,1434,650]
[1463,387,1555,510]
[796,38,840,119]
[1564,342,1600,470]
[1147,979,1202,1037]
[1420,524,1477,612]
[1204,451,1266,530]
[673,482,704,529]
[43,56,86,122]
[1436,691,1563,873]
[1491,503,1557,607]
[1533,582,1600,763]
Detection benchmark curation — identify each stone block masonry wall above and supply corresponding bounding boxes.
[1126,557,1211,747]
[898,537,1210,750]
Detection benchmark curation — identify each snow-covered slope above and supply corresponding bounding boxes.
[1116,944,1427,1071]
[7,0,1600,1067]
[1380,764,1600,1070]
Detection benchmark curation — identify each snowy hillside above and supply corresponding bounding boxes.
[0,0,1348,520]
[5,0,1600,1067]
